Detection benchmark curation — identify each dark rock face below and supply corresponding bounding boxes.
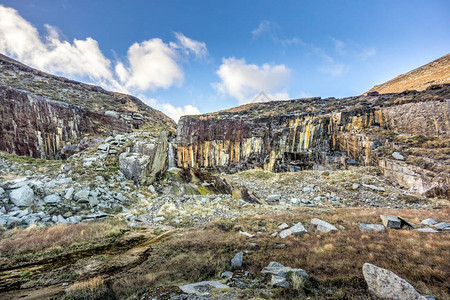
[0,85,132,159]
[176,85,450,198]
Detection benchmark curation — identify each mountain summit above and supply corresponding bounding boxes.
[366,53,450,94]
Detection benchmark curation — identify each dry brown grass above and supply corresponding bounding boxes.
[0,220,126,256]
[109,207,450,299]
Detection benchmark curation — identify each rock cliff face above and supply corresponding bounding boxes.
[177,84,450,198]
[0,54,175,159]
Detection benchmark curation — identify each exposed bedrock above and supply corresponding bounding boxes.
[176,91,450,198]
[0,85,140,159]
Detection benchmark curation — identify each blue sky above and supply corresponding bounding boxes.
[0,0,449,121]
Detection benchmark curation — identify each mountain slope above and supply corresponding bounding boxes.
[0,53,175,159]
[366,53,450,94]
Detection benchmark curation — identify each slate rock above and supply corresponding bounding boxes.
[221,271,233,279]
[417,228,439,233]
[267,194,280,202]
[434,222,450,230]
[278,223,289,230]
[9,185,34,207]
[179,281,230,296]
[43,194,61,204]
[392,152,405,160]
[231,252,243,269]
[380,215,402,229]
[358,224,385,232]
[311,218,338,233]
[74,189,90,202]
[65,187,75,200]
[363,263,427,300]
[421,218,437,226]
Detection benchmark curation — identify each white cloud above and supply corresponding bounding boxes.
[331,37,345,55]
[214,57,291,104]
[116,38,183,91]
[359,47,377,59]
[143,97,200,122]
[251,21,274,38]
[0,4,208,122]
[318,63,348,77]
[0,5,113,82]
[171,32,208,59]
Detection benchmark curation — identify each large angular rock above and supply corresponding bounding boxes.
[231,252,243,269]
[421,218,437,226]
[43,194,61,204]
[434,222,450,230]
[280,222,308,238]
[363,263,427,300]
[9,185,34,206]
[179,281,230,296]
[74,189,90,202]
[380,215,402,229]
[358,224,385,232]
[261,262,308,279]
[311,218,337,232]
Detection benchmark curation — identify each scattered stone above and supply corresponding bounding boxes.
[43,194,61,204]
[279,222,307,238]
[9,185,34,207]
[239,231,254,238]
[392,152,405,160]
[64,187,75,200]
[311,218,338,233]
[417,228,439,233]
[363,184,385,192]
[271,275,290,287]
[261,261,308,288]
[74,189,90,202]
[358,224,385,232]
[278,223,289,230]
[221,271,233,279]
[267,194,280,202]
[351,183,360,190]
[179,281,230,296]
[363,263,428,300]
[421,218,437,226]
[380,215,402,229]
[434,222,450,230]
[231,252,243,269]
[398,216,416,228]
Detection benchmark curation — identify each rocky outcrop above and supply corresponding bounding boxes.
[176,85,450,198]
[0,54,176,159]
[0,86,131,159]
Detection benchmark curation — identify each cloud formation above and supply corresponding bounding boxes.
[214,57,291,104]
[143,97,200,122]
[0,5,204,121]
[171,32,208,59]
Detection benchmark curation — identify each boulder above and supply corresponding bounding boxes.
[358,224,385,232]
[363,263,427,300]
[43,194,61,205]
[64,187,75,200]
[221,271,233,279]
[421,218,437,226]
[267,194,280,202]
[417,228,439,233]
[380,215,402,229]
[179,281,230,296]
[9,185,34,206]
[278,223,289,230]
[74,189,90,202]
[280,222,308,238]
[434,222,450,230]
[261,261,308,287]
[231,252,243,269]
[311,218,337,233]
[392,152,405,161]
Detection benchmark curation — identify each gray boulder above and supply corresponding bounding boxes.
[363,263,427,300]
[311,218,337,233]
[417,228,438,233]
[280,222,307,238]
[74,189,90,202]
[261,261,308,288]
[380,215,402,229]
[359,224,385,232]
[231,252,243,269]
[434,222,450,230]
[65,187,75,200]
[43,194,61,205]
[9,185,34,207]
[267,194,280,202]
[421,218,437,226]
[392,152,405,161]
[179,281,230,296]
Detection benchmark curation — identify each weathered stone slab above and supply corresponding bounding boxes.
[421,218,437,226]
[179,281,230,296]
[434,222,450,230]
[380,215,402,229]
[311,218,337,233]
[363,263,427,300]
[417,228,439,233]
[9,185,34,207]
[358,224,385,232]
[231,252,243,269]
